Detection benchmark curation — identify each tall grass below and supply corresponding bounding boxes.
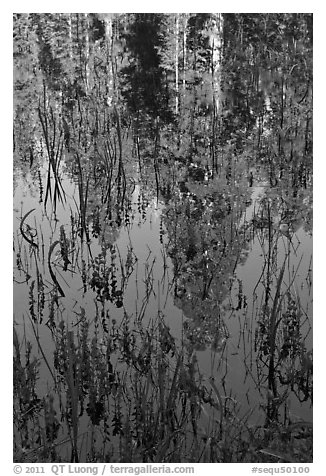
[38,83,66,212]
[14,293,312,463]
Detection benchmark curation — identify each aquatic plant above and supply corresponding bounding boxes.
[13,12,313,464]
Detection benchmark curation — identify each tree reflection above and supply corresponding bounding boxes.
[13,13,313,462]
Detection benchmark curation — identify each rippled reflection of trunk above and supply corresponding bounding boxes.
[104,14,114,106]
[211,14,223,115]
[183,14,188,94]
[175,14,179,115]
[84,13,90,93]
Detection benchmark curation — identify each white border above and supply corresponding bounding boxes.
[3,4,322,474]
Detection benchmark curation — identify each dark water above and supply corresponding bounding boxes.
[13,13,312,462]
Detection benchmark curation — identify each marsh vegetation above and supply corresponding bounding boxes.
[13,13,312,463]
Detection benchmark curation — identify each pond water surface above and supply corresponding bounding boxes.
[13,13,312,463]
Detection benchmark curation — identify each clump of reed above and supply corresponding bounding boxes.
[250,199,313,421]
[13,327,62,462]
[13,301,313,463]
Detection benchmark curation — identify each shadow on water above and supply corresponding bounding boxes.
[13,13,312,463]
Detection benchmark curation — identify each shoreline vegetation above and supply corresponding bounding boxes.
[13,13,312,463]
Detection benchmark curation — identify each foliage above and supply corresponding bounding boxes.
[13,13,312,463]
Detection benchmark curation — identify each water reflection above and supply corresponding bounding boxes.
[13,13,312,463]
